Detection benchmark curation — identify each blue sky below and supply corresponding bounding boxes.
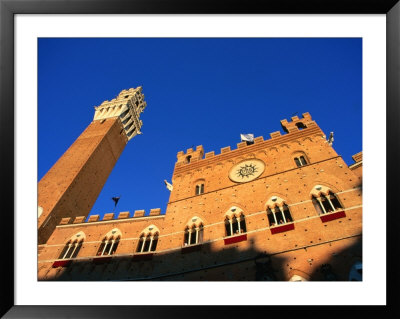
[38,38,362,220]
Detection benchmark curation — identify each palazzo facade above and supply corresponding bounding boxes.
[38,88,362,281]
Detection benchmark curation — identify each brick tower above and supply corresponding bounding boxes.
[38,87,147,244]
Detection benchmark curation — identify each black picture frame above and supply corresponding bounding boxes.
[1,0,398,317]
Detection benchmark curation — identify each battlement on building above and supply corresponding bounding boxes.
[92,87,147,141]
[351,152,362,163]
[57,208,164,226]
[175,112,320,167]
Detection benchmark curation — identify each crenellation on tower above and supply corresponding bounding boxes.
[57,208,163,226]
[38,88,362,282]
[253,136,264,143]
[280,112,316,133]
[176,145,204,164]
[118,211,130,219]
[93,87,147,141]
[221,146,231,154]
[270,131,282,139]
[87,215,99,222]
[173,113,324,172]
[205,151,215,159]
[74,216,86,224]
[102,213,115,221]
[133,209,145,218]
[38,87,147,244]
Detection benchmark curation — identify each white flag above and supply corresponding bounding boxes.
[164,180,173,191]
[240,134,254,143]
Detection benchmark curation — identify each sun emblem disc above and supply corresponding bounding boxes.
[229,159,265,183]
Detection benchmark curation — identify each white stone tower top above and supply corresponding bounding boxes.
[93,87,147,141]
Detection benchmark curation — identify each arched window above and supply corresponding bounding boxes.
[96,236,120,256]
[184,224,204,246]
[137,232,159,253]
[58,232,85,259]
[195,183,204,195]
[312,191,343,215]
[266,201,293,227]
[136,225,160,253]
[294,155,308,167]
[59,240,83,259]
[225,213,247,236]
[186,155,192,163]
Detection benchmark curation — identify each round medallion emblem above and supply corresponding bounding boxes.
[229,159,265,183]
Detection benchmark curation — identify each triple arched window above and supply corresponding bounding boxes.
[59,239,83,259]
[97,236,120,256]
[136,233,159,253]
[184,224,204,246]
[96,228,121,256]
[225,213,247,237]
[266,203,293,227]
[58,232,85,259]
[312,191,343,215]
[136,225,160,253]
[265,197,294,227]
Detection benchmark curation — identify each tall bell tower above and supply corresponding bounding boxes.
[38,87,147,244]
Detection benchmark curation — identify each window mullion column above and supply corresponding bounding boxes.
[69,242,78,258]
[229,219,233,236]
[101,240,108,256]
[108,239,115,255]
[62,244,72,259]
[149,236,154,252]
[326,195,336,212]
[279,206,287,223]
[271,209,278,225]
[140,238,145,252]
[317,198,327,214]
[195,227,199,244]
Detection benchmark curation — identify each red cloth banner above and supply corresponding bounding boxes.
[320,210,346,223]
[52,260,71,268]
[270,223,295,235]
[224,234,247,245]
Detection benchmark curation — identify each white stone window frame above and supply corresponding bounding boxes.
[97,228,122,256]
[59,231,85,260]
[98,235,121,257]
[310,185,344,215]
[183,218,204,246]
[265,197,294,227]
[224,207,247,237]
[136,225,160,253]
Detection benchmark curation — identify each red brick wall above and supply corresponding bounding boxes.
[38,118,127,244]
[38,114,362,281]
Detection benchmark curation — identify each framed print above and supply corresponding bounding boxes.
[1,0,399,317]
